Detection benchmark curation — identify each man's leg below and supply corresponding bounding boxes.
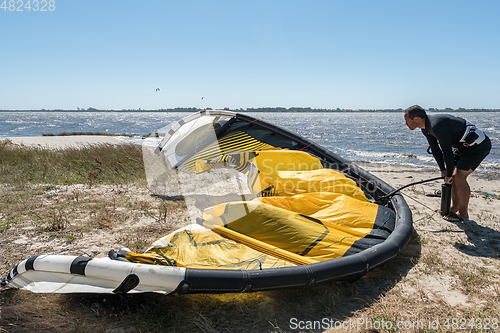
[451,168,474,220]
[448,137,491,221]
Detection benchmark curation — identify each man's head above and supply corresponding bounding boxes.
[404,105,427,130]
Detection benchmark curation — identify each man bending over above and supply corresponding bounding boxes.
[404,105,491,221]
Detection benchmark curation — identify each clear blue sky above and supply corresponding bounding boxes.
[1,0,499,110]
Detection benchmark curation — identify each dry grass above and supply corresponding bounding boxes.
[0,139,145,185]
[1,143,500,332]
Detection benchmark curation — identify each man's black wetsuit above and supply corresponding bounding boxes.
[422,114,491,177]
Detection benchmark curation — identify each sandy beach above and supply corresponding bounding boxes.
[1,135,499,331]
[5,135,127,149]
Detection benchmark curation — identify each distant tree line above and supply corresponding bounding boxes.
[2,107,499,112]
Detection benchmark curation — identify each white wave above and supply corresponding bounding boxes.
[340,149,435,164]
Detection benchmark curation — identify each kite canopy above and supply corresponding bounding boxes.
[3,110,412,295]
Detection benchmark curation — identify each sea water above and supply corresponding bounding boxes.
[1,111,498,172]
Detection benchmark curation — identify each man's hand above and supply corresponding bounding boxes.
[441,170,453,184]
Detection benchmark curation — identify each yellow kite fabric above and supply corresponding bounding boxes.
[124,150,392,269]
[122,228,298,269]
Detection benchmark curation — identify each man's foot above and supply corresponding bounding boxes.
[443,212,464,222]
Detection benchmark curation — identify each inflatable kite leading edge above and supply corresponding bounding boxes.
[2,110,412,295]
